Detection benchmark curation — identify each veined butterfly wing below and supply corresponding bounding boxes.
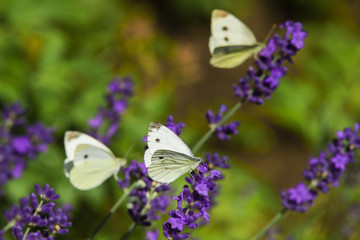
[147,150,201,184]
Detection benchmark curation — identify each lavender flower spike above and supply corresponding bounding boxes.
[0,103,54,195]
[206,104,240,141]
[233,21,307,105]
[282,123,360,212]
[88,75,134,145]
[163,163,222,239]
[3,183,72,239]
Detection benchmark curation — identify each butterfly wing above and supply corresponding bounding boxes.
[144,149,152,168]
[67,144,122,190]
[210,9,257,52]
[209,9,263,68]
[147,150,200,183]
[64,131,113,165]
[146,122,193,157]
[210,44,264,68]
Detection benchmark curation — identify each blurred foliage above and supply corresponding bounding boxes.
[1,0,360,239]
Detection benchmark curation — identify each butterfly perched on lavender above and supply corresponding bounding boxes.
[144,122,202,183]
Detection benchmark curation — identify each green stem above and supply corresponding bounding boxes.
[118,189,158,240]
[87,180,143,240]
[123,143,135,160]
[22,200,44,240]
[192,101,243,154]
[119,222,137,240]
[250,208,287,240]
[2,219,17,232]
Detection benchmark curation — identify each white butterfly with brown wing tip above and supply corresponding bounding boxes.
[209,9,265,68]
[64,131,126,190]
[144,122,202,184]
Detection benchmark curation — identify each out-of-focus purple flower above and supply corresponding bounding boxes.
[0,103,54,194]
[264,227,294,240]
[281,183,316,212]
[108,75,134,96]
[88,114,103,129]
[88,76,134,145]
[206,104,227,124]
[206,104,240,141]
[163,163,222,239]
[2,103,26,127]
[282,124,360,212]
[148,195,171,220]
[146,229,159,240]
[341,204,360,238]
[165,115,185,136]
[11,137,31,154]
[233,21,307,105]
[205,152,230,169]
[3,184,72,239]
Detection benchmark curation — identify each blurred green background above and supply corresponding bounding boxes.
[1,0,360,239]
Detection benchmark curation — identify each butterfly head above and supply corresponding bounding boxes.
[192,157,203,170]
[116,157,127,168]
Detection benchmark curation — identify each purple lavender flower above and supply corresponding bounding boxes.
[205,152,230,169]
[233,21,307,105]
[3,184,72,239]
[117,160,171,226]
[0,103,54,194]
[282,123,360,212]
[162,163,221,239]
[146,229,159,240]
[165,115,185,136]
[206,104,240,140]
[281,183,316,212]
[88,76,134,145]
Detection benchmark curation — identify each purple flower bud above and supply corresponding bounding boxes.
[88,115,103,129]
[205,105,240,141]
[155,184,170,192]
[146,229,159,240]
[168,217,184,231]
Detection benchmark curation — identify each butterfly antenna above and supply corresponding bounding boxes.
[200,135,212,163]
[263,23,277,44]
[123,142,135,160]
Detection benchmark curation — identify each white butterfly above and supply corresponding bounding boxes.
[64,131,126,190]
[209,9,265,68]
[144,122,202,184]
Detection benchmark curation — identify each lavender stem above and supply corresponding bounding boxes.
[87,180,143,240]
[250,208,287,240]
[22,200,44,240]
[120,222,137,240]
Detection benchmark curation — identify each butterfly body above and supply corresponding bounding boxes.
[209,9,264,68]
[144,122,202,184]
[64,131,125,190]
